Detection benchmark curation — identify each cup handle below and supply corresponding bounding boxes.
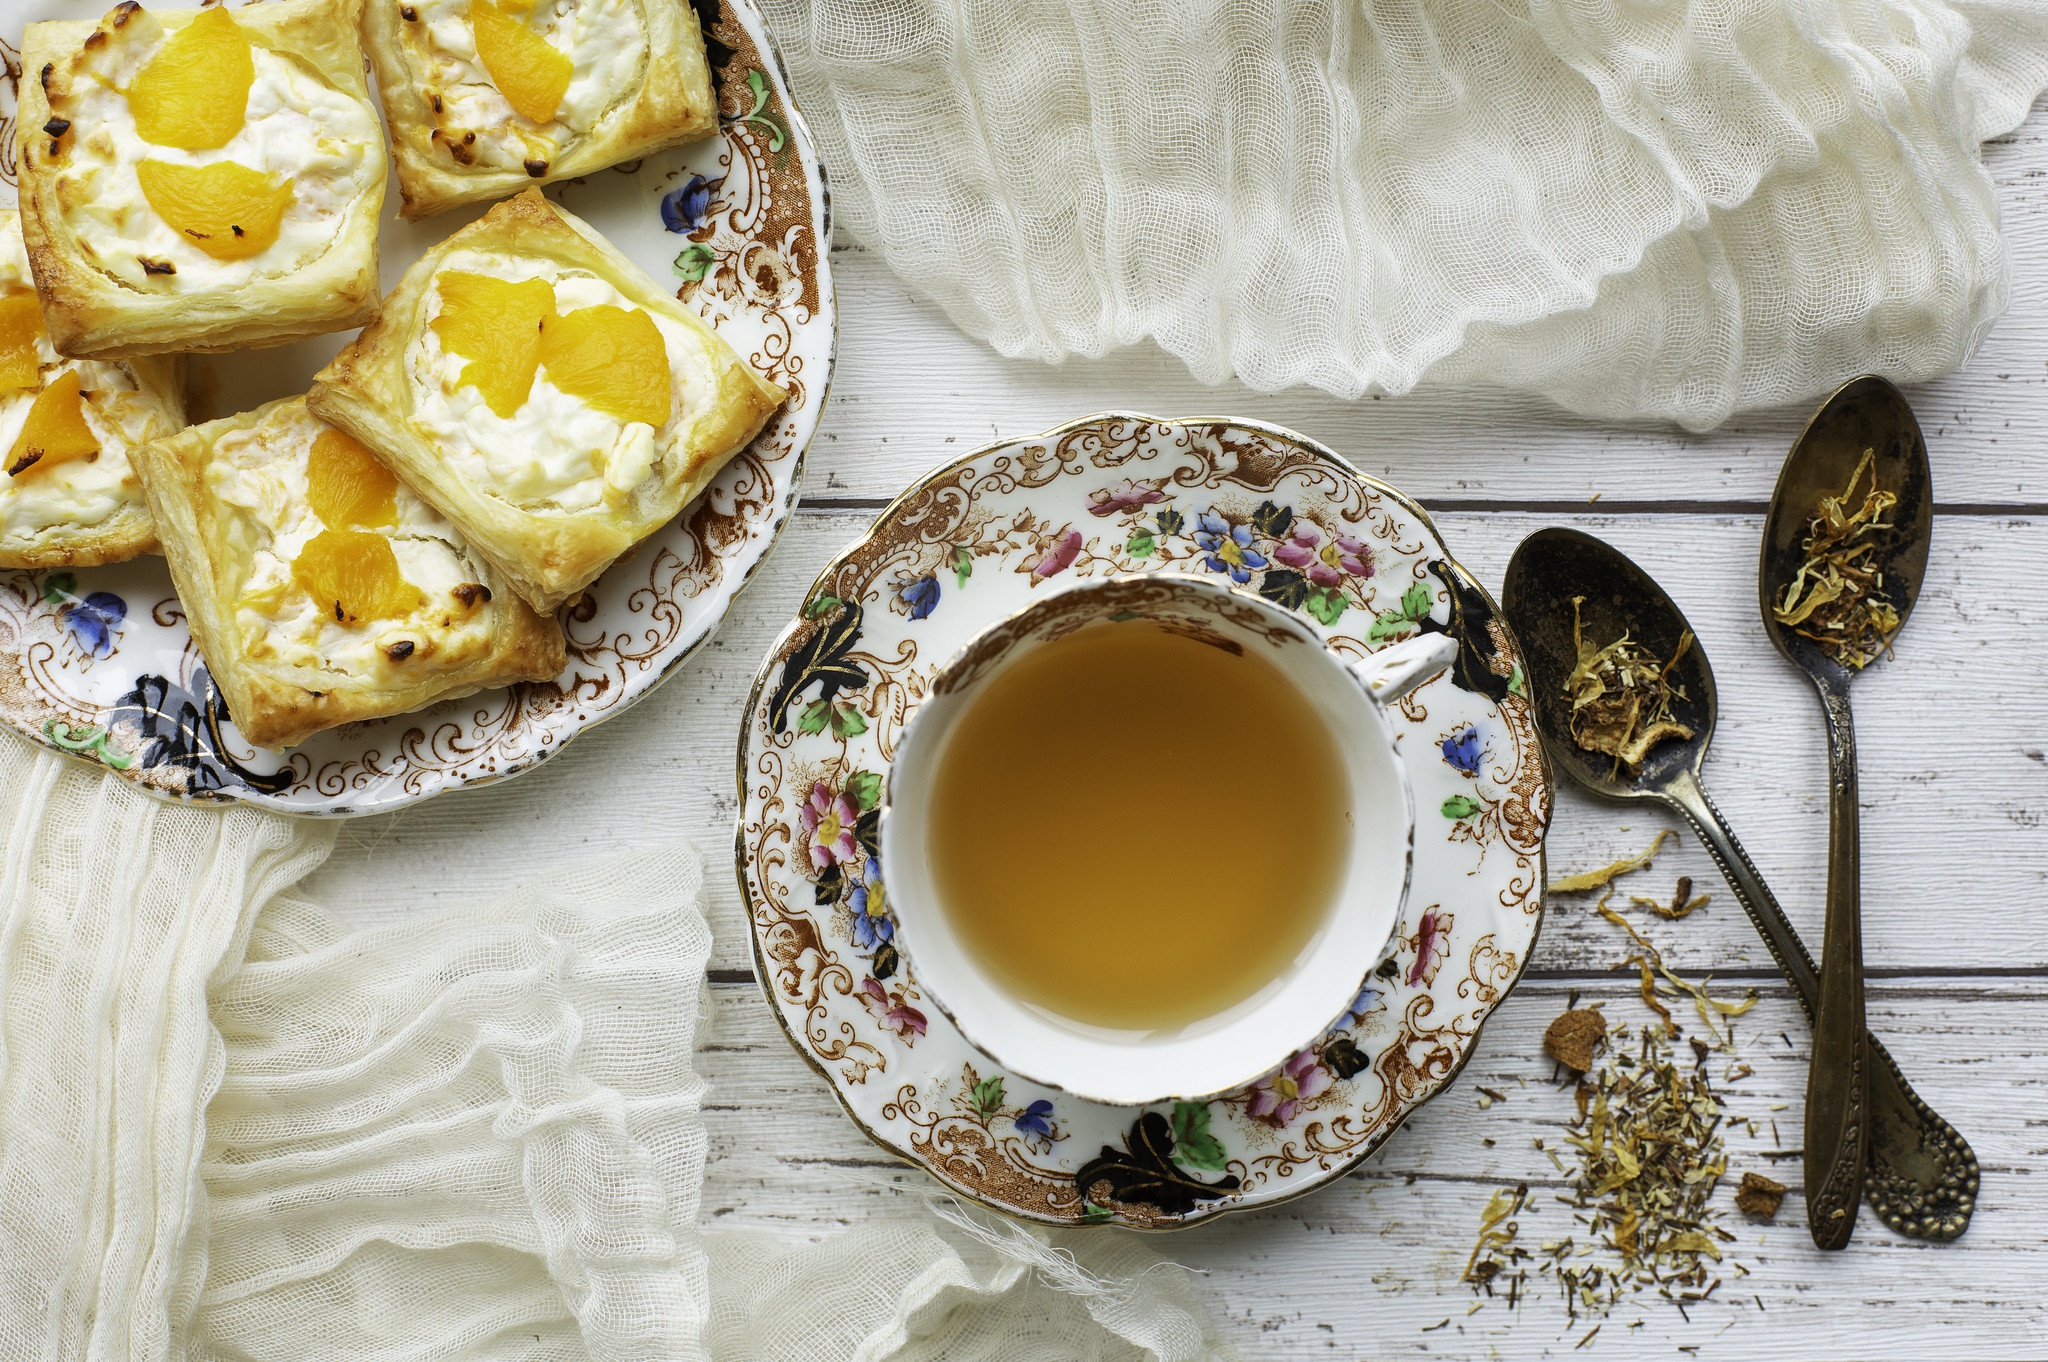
[1347,632,1459,706]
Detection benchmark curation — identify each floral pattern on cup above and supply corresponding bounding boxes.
[741,415,1551,1229]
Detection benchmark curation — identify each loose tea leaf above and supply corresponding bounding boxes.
[1545,1007,1607,1072]
[1468,850,1761,1328]
[1632,875,1709,920]
[1551,830,1675,895]
[1464,1182,1529,1283]
[1735,1171,1787,1222]
[1771,448,1900,669]
[1563,598,1695,772]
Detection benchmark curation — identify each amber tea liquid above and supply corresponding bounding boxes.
[925,618,1351,1031]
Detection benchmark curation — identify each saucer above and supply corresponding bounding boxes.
[737,414,1552,1229]
[0,0,833,814]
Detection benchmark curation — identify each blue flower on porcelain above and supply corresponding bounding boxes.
[660,174,716,233]
[850,858,894,949]
[1014,1099,1055,1139]
[900,573,940,621]
[63,591,127,658]
[1440,724,1484,776]
[1193,510,1266,585]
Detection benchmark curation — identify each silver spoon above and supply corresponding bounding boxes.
[1759,375,1934,1249]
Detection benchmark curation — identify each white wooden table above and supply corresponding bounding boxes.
[303,108,2048,1359]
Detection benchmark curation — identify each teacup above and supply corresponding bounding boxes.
[879,572,1457,1107]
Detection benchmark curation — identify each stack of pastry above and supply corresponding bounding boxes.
[8,0,784,750]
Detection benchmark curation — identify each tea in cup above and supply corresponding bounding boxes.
[880,572,1455,1106]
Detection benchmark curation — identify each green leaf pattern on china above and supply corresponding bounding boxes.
[846,770,882,811]
[1369,579,1437,641]
[672,242,715,282]
[1304,585,1346,626]
[1169,1101,1229,1172]
[1126,530,1155,559]
[952,545,973,588]
[1442,794,1483,820]
[971,1076,1005,1119]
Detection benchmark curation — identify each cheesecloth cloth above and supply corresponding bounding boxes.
[755,0,2048,428]
[0,733,1233,1361]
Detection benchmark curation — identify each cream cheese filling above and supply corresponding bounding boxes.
[210,403,497,681]
[0,229,156,545]
[407,248,718,514]
[403,0,647,174]
[59,32,381,290]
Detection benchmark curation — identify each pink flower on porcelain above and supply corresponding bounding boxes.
[860,976,928,1041]
[1271,523,1372,587]
[1248,1049,1331,1127]
[800,782,860,870]
[1023,527,1084,580]
[1406,907,1453,988]
[1088,480,1166,517]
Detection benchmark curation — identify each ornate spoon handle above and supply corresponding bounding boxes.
[1803,679,1869,1249]
[1658,770,1977,1240]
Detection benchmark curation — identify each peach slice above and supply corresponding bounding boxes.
[292,529,423,625]
[428,270,556,419]
[6,370,98,478]
[470,0,572,126]
[538,305,672,428]
[0,292,46,394]
[307,427,399,530]
[126,6,255,152]
[136,159,293,261]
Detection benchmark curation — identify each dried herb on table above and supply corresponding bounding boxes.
[1633,874,1709,920]
[1468,855,1763,1327]
[1735,1171,1787,1222]
[1563,598,1695,771]
[1550,830,1674,895]
[1770,447,1900,669]
[1544,1007,1606,1073]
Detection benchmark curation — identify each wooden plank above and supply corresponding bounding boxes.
[696,972,2048,1359]
[306,509,2048,979]
[797,105,2048,510]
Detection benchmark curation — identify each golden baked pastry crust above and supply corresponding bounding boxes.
[0,356,180,568]
[365,0,719,220]
[0,209,183,569]
[134,395,567,751]
[308,189,786,613]
[18,0,386,359]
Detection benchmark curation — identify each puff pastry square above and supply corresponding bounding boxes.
[133,395,567,750]
[365,0,719,219]
[0,209,183,569]
[18,0,387,358]
[308,189,786,613]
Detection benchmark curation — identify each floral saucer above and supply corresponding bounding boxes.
[738,415,1552,1229]
[0,0,832,814]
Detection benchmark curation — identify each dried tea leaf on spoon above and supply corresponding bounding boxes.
[1563,598,1695,772]
[1771,447,1901,669]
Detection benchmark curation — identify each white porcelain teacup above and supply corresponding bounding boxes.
[879,572,1457,1107]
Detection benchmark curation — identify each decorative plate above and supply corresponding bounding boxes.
[738,415,1552,1229]
[0,0,833,814]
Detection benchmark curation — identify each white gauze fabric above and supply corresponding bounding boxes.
[756,0,2048,429]
[0,736,335,1361]
[0,732,1233,1361]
